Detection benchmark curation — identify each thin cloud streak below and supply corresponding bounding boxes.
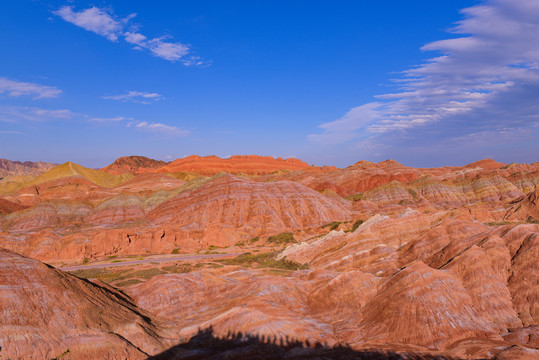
[308,0,539,162]
[0,106,72,123]
[131,121,190,137]
[89,116,129,122]
[102,91,163,103]
[91,116,189,137]
[53,5,203,65]
[0,77,62,99]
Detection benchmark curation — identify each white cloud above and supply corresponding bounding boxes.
[134,121,190,136]
[308,0,539,163]
[54,5,202,65]
[124,31,147,45]
[90,116,189,137]
[307,103,382,144]
[0,77,62,99]
[102,91,163,103]
[53,6,125,41]
[145,37,190,61]
[89,116,129,122]
[0,106,72,122]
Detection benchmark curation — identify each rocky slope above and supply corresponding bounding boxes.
[146,174,353,245]
[0,158,56,177]
[0,172,353,262]
[155,154,320,175]
[125,213,539,359]
[504,187,539,222]
[0,249,178,359]
[1,157,539,359]
[101,156,169,175]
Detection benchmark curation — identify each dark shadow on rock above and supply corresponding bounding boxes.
[147,326,463,360]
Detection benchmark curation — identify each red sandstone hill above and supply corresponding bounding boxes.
[155,155,319,175]
[0,198,27,214]
[0,157,539,359]
[146,174,354,246]
[0,249,177,359]
[504,187,539,221]
[101,156,169,175]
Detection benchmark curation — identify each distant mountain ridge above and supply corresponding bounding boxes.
[100,154,336,176]
[0,159,56,177]
[101,156,169,175]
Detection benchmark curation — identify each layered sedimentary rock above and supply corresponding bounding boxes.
[0,198,27,214]
[147,174,353,244]
[0,158,56,177]
[505,187,539,221]
[156,154,317,175]
[101,156,168,175]
[0,173,353,261]
[1,157,539,359]
[0,249,176,359]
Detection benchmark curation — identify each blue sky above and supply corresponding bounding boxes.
[1,0,538,168]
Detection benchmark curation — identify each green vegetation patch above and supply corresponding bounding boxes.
[484,221,513,226]
[51,349,70,360]
[220,252,307,271]
[321,221,341,231]
[70,266,165,284]
[114,279,143,287]
[171,248,180,254]
[344,193,363,201]
[69,268,112,280]
[130,268,166,279]
[351,219,365,232]
[267,232,296,245]
[161,264,193,273]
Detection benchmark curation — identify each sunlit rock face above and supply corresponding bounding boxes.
[101,156,169,175]
[0,157,538,359]
[155,154,322,175]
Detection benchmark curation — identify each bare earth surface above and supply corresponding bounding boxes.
[59,253,241,271]
[0,155,538,359]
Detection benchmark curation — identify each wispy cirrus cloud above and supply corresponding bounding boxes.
[53,5,203,65]
[129,120,190,137]
[307,103,381,145]
[90,115,189,136]
[0,106,72,123]
[89,116,129,122]
[0,77,62,99]
[309,0,539,163]
[102,91,163,103]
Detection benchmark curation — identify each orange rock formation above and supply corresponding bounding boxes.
[155,154,317,175]
[0,156,538,359]
[101,155,169,175]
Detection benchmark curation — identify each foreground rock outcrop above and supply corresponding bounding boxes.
[0,249,177,359]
